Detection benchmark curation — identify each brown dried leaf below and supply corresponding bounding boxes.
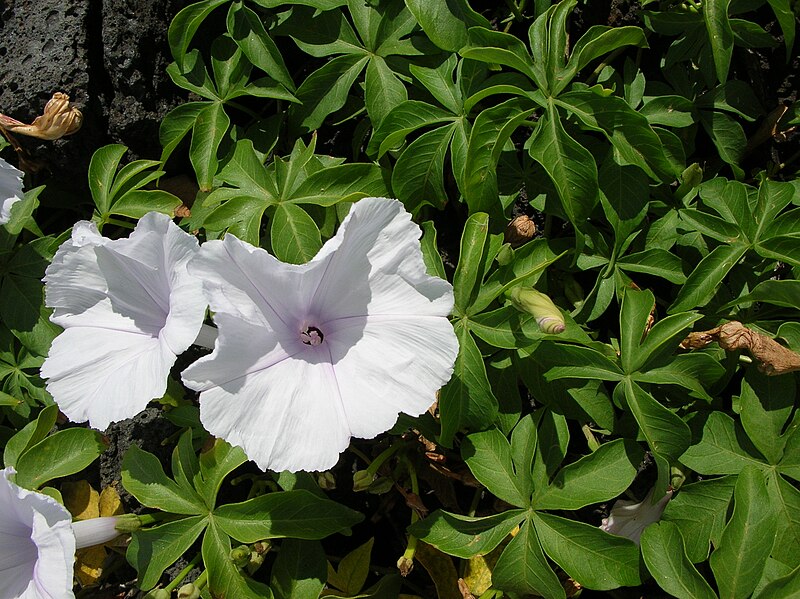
[504,215,536,248]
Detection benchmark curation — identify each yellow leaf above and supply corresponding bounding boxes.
[99,484,125,516]
[62,480,99,520]
[74,546,106,586]
[414,541,461,599]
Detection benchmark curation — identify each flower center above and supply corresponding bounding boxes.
[300,325,324,346]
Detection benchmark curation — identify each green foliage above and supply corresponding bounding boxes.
[4,0,800,596]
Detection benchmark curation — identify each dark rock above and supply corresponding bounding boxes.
[0,0,192,196]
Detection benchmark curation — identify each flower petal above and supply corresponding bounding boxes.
[195,347,351,472]
[0,157,24,225]
[0,468,75,599]
[309,197,454,321]
[41,327,173,430]
[325,314,458,438]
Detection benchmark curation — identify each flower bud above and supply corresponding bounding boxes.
[495,243,514,266]
[367,476,394,495]
[230,544,251,568]
[177,583,201,599]
[316,471,336,490]
[504,215,536,248]
[509,287,565,334]
[353,470,374,492]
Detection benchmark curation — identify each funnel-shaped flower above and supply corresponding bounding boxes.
[41,212,206,430]
[0,468,75,599]
[182,197,458,472]
[0,156,24,225]
[600,487,673,545]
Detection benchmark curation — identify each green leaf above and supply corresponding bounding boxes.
[196,438,248,509]
[769,472,800,569]
[623,379,690,463]
[160,101,208,164]
[543,343,625,382]
[464,98,535,218]
[327,537,373,596]
[767,0,796,61]
[110,190,183,219]
[680,209,744,244]
[462,27,538,83]
[14,428,107,490]
[128,516,208,591]
[3,404,58,469]
[756,235,800,267]
[289,54,369,134]
[271,539,327,599]
[408,509,525,559]
[493,519,565,599]
[510,414,537,501]
[89,144,127,215]
[204,519,274,599]
[391,124,454,214]
[438,325,499,447]
[368,101,456,157]
[754,563,800,599]
[710,465,778,599]
[617,249,687,284]
[271,203,322,264]
[462,428,528,507]
[557,90,676,181]
[364,55,407,126]
[534,439,641,510]
[169,0,229,67]
[663,476,736,563]
[528,102,599,230]
[701,110,747,167]
[122,444,207,514]
[620,288,657,374]
[534,512,642,590]
[0,265,59,356]
[668,243,748,313]
[640,95,696,127]
[739,370,794,464]
[563,26,649,94]
[641,521,718,599]
[214,490,363,541]
[227,2,295,91]
[190,101,230,191]
[405,0,488,52]
[682,412,766,475]
[420,221,446,280]
[452,212,490,312]
[704,0,734,82]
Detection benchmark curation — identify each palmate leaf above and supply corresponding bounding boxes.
[409,509,525,559]
[204,519,275,599]
[462,428,529,507]
[405,0,489,52]
[493,518,565,599]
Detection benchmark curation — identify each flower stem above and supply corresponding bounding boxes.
[164,554,202,592]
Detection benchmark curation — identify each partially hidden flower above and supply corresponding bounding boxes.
[182,197,459,472]
[600,487,674,545]
[41,212,207,430]
[0,156,24,225]
[0,468,133,599]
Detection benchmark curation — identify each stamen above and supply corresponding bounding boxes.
[300,325,324,346]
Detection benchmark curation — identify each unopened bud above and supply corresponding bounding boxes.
[367,476,394,495]
[316,471,336,490]
[177,583,200,599]
[509,287,565,334]
[496,243,514,266]
[231,545,251,568]
[353,470,374,492]
[0,92,82,140]
[504,215,536,248]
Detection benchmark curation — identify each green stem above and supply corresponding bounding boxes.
[194,570,209,591]
[365,442,404,477]
[103,216,136,230]
[164,554,202,592]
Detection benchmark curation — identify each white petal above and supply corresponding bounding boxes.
[71,517,121,549]
[41,327,173,430]
[325,314,458,437]
[0,157,24,226]
[309,197,454,321]
[194,348,350,472]
[189,234,323,337]
[0,468,75,599]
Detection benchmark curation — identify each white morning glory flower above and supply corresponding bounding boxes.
[0,156,24,225]
[41,212,208,430]
[182,197,458,472]
[600,487,673,545]
[0,468,130,599]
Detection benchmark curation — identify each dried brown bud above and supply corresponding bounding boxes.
[0,92,82,140]
[504,215,536,248]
